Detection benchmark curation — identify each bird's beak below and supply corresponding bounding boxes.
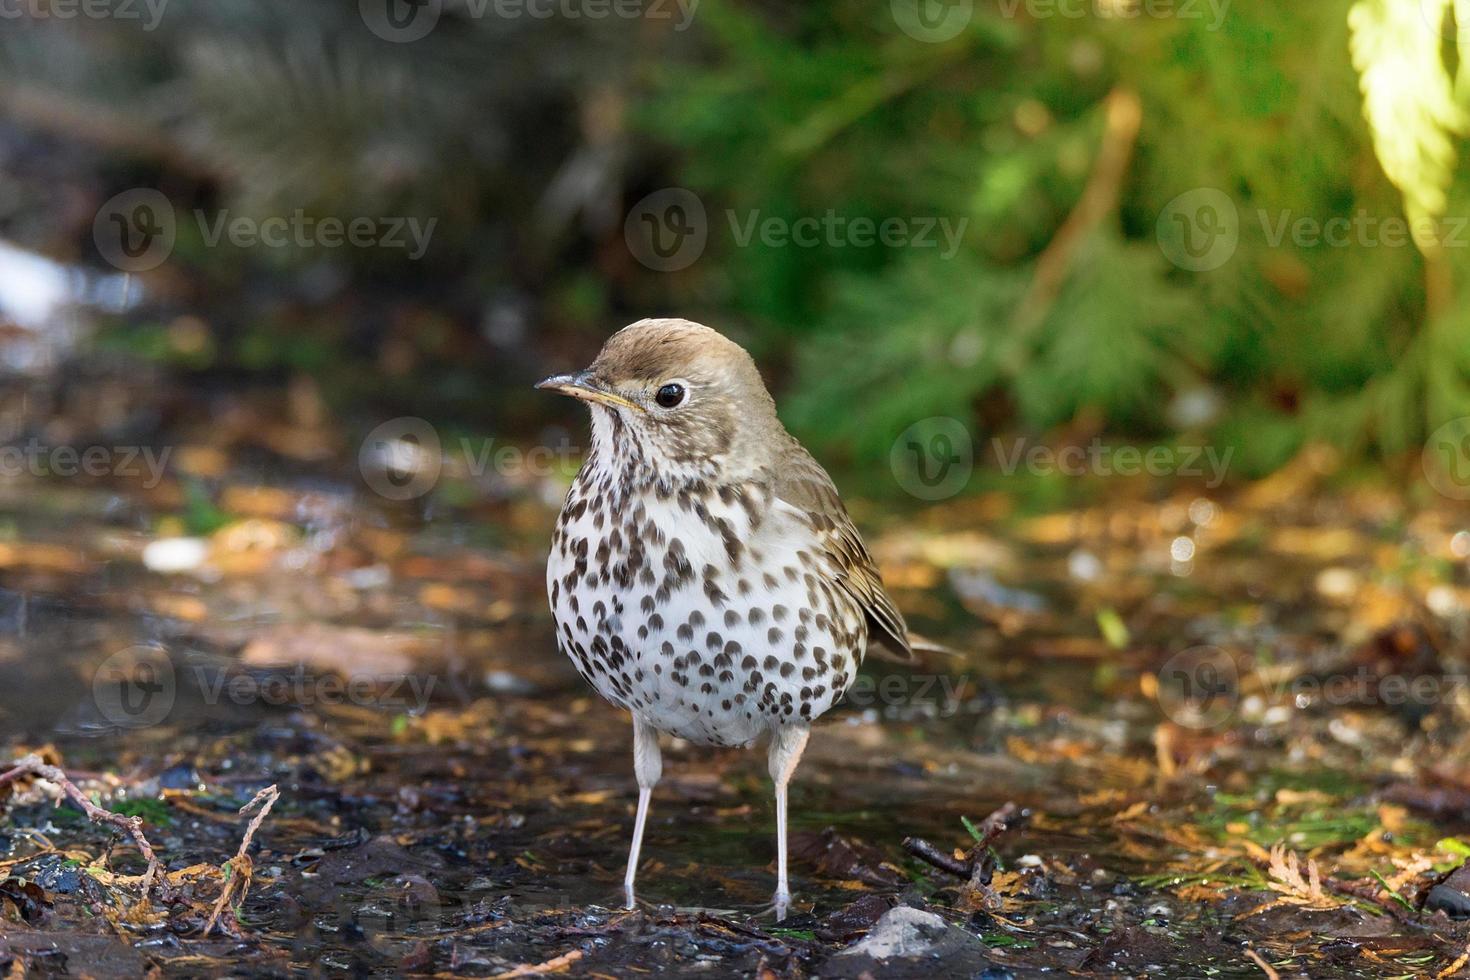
[535,371,644,413]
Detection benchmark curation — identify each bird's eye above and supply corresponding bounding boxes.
[655,383,686,409]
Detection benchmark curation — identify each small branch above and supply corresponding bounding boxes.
[1243,946,1280,980]
[970,802,1021,851]
[1004,87,1144,367]
[904,801,1025,881]
[0,84,228,181]
[0,754,162,902]
[203,785,280,936]
[902,836,972,878]
[487,949,585,978]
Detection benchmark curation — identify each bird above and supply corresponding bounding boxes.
[537,317,917,919]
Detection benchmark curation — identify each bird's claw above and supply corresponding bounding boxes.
[750,891,795,923]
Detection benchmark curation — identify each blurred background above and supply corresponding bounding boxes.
[2,1,1470,975]
[1,0,1466,485]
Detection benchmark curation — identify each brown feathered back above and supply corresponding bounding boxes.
[771,440,916,664]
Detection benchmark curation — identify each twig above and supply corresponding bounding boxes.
[1243,946,1281,980]
[902,836,972,878]
[969,802,1022,851]
[0,754,161,902]
[1003,87,1144,366]
[1436,944,1470,979]
[904,801,1025,880]
[0,84,228,181]
[202,785,280,936]
[488,949,585,978]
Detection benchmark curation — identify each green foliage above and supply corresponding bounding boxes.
[3,0,1467,477]
[642,0,1470,468]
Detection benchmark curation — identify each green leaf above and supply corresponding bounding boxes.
[1349,0,1470,253]
[1097,608,1131,650]
[1438,836,1470,858]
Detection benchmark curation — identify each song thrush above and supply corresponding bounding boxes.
[538,318,916,918]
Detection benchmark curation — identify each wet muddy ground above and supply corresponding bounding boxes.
[3,403,1470,976]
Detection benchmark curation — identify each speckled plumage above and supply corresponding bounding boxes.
[539,317,914,917]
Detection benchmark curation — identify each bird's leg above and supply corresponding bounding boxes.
[767,723,811,921]
[624,716,662,909]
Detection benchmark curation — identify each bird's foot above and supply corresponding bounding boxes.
[773,889,791,923]
[606,885,659,916]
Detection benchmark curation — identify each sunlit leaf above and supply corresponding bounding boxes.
[1348,0,1470,252]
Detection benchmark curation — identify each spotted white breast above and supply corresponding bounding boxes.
[547,453,867,747]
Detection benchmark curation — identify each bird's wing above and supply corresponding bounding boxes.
[769,444,916,664]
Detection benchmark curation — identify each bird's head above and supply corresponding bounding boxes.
[536,318,783,482]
